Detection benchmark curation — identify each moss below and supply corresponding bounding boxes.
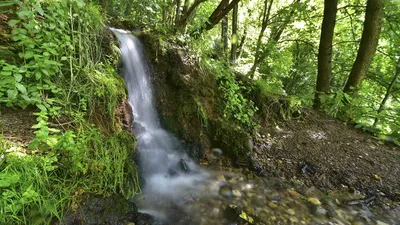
[209,119,252,158]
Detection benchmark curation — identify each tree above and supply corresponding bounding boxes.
[175,0,207,31]
[230,3,238,62]
[221,0,229,53]
[247,0,300,77]
[373,59,400,127]
[313,0,338,109]
[247,0,274,77]
[193,0,241,35]
[343,0,385,94]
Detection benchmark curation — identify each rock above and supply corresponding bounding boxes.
[286,209,295,215]
[268,202,278,209]
[211,208,220,218]
[232,190,242,198]
[224,204,255,224]
[179,158,190,172]
[270,194,281,202]
[251,196,265,207]
[313,206,327,216]
[219,185,233,198]
[376,221,389,225]
[168,168,179,177]
[216,175,226,182]
[211,148,223,157]
[308,197,321,206]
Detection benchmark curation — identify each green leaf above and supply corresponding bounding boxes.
[36,104,47,112]
[7,19,19,27]
[24,51,34,59]
[14,73,22,82]
[34,4,44,16]
[0,174,20,188]
[0,71,12,76]
[15,83,27,94]
[0,1,17,7]
[7,89,17,99]
[18,10,32,18]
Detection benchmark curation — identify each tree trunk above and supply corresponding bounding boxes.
[205,0,241,31]
[230,3,238,63]
[373,61,400,127]
[236,28,247,59]
[182,0,190,15]
[247,0,273,77]
[313,0,338,109]
[175,0,182,25]
[343,0,385,93]
[175,0,207,31]
[221,0,229,53]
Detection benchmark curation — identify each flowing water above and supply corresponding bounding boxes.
[111,28,399,225]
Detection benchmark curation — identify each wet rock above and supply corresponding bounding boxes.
[219,185,233,198]
[300,162,318,174]
[270,194,282,202]
[268,202,278,209]
[179,158,190,172]
[224,204,255,224]
[308,197,321,206]
[211,148,223,157]
[168,168,179,177]
[232,190,242,198]
[251,196,265,207]
[124,211,155,225]
[313,206,327,216]
[286,208,295,215]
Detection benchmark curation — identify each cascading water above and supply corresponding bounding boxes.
[110,28,208,224]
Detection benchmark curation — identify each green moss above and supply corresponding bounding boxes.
[210,119,252,158]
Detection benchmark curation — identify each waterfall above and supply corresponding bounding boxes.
[110,28,207,223]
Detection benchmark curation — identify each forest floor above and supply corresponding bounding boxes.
[0,106,36,146]
[251,110,400,200]
[2,106,399,200]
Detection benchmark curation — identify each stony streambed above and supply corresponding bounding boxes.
[185,167,400,225]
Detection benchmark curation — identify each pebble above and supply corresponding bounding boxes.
[268,202,278,209]
[308,197,321,206]
[211,208,220,217]
[286,208,295,215]
[232,190,242,198]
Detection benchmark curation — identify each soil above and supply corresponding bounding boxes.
[0,106,36,145]
[251,110,400,200]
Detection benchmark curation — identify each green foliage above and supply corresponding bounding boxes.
[0,0,139,223]
[201,59,257,130]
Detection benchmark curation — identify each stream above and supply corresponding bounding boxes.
[111,28,400,225]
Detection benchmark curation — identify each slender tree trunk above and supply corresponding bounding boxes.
[221,0,229,53]
[175,0,206,31]
[236,28,247,59]
[313,0,338,109]
[373,61,400,127]
[230,3,238,63]
[183,0,190,15]
[343,0,385,93]
[247,0,273,77]
[175,0,182,25]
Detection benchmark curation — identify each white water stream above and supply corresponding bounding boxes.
[110,28,208,223]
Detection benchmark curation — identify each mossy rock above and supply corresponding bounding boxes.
[209,118,252,158]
